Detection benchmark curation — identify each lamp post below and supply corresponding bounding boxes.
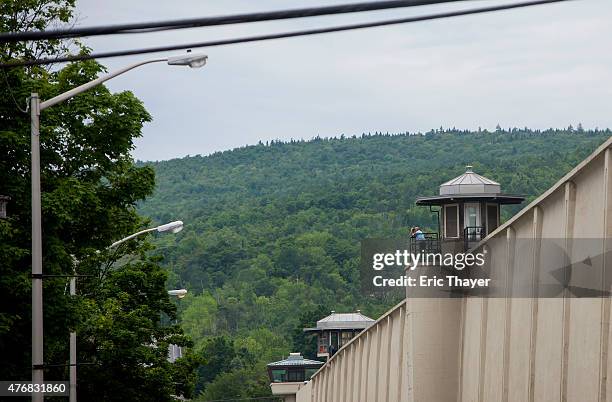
[69,221,185,402]
[167,289,188,363]
[30,52,206,402]
[0,195,10,219]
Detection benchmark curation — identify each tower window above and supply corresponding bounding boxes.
[444,204,459,238]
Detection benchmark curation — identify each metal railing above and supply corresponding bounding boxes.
[463,226,485,250]
[409,232,440,254]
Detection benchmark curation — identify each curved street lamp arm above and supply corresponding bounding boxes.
[108,227,158,249]
[40,58,168,111]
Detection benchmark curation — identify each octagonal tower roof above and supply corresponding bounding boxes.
[415,165,524,206]
[303,310,375,332]
[439,165,500,195]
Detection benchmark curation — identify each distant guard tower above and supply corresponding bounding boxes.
[304,311,374,359]
[415,166,524,252]
[267,353,323,402]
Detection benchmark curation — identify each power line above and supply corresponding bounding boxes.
[0,0,572,69]
[0,0,473,43]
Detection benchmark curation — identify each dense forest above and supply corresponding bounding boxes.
[138,128,609,400]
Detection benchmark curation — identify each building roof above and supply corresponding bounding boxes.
[267,353,324,368]
[415,194,525,206]
[304,311,375,331]
[415,166,524,205]
[439,166,500,195]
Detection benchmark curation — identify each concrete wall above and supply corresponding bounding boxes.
[296,381,312,402]
[458,139,612,402]
[296,137,612,402]
[304,300,410,402]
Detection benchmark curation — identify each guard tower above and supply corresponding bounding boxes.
[268,353,323,402]
[303,311,374,359]
[415,166,524,252]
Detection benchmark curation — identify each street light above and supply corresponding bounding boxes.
[30,52,206,402]
[167,54,208,68]
[167,289,188,363]
[156,220,184,234]
[109,220,184,248]
[167,289,188,299]
[69,221,185,402]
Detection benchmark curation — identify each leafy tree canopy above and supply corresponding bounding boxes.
[0,1,198,400]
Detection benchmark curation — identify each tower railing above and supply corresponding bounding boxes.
[463,225,485,250]
[409,232,441,254]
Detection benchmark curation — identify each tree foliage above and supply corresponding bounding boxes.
[0,0,77,59]
[0,1,197,400]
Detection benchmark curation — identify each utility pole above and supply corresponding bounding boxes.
[31,93,43,402]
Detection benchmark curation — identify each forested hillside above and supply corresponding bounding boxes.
[139,128,610,400]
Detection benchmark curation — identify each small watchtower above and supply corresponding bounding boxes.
[414,166,524,252]
[267,353,323,402]
[303,311,374,359]
[267,353,323,383]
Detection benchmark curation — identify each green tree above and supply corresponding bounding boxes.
[194,336,235,394]
[0,0,76,59]
[196,366,272,402]
[182,292,219,348]
[0,1,197,400]
[292,304,329,360]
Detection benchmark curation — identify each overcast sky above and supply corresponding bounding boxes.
[75,0,612,161]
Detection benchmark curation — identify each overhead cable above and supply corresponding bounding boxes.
[0,0,480,43]
[0,0,572,69]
